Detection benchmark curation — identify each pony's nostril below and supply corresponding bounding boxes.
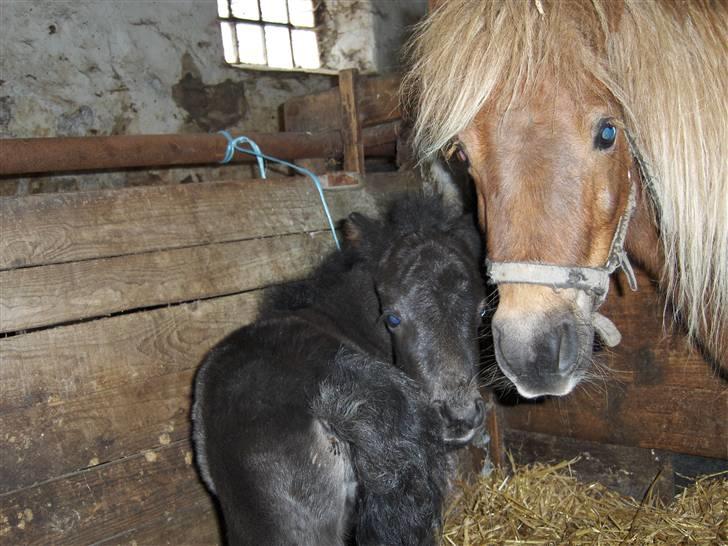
[558,320,579,373]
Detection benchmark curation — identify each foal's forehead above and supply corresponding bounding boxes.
[380,235,475,286]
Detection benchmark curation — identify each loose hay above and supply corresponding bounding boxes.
[442,457,728,545]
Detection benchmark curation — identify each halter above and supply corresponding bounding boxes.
[485,170,639,347]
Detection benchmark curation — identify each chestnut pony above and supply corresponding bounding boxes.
[403,0,727,398]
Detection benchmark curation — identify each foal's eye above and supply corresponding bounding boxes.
[595,121,618,150]
[385,313,402,329]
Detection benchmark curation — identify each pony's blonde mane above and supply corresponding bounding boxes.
[402,0,728,358]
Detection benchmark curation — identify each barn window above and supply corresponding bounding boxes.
[218,0,321,71]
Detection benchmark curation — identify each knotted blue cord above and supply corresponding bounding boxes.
[218,131,341,250]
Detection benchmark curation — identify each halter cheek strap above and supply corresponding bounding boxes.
[485,170,639,348]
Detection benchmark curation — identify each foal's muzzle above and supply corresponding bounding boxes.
[437,397,485,446]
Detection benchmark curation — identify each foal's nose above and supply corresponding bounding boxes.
[437,398,485,445]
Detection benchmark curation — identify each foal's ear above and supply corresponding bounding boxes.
[453,215,483,260]
[343,212,377,248]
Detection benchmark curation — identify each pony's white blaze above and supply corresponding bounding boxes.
[403,0,728,383]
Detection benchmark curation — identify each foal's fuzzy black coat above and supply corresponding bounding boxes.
[193,195,485,545]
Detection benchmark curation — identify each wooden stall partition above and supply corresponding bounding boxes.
[283,72,401,175]
[0,171,421,544]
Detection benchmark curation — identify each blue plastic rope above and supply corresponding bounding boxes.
[218,131,341,250]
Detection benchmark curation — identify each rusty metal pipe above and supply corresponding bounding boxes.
[0,122,399,176]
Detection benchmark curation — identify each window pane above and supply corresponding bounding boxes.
[288,0,315,28]
[236,23,266,65]
[217,0,230,18]
[261,0,288,24]
[231,0,259,20]
[220,22,238,63]
[264,25,293,68]
[291,29,320,69]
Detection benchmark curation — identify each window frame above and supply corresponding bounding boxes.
[218,0,335,74]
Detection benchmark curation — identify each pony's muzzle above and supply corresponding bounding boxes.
[437,397,485,446]
[492,317,586,398]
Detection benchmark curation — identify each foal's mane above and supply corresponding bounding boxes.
[402,0,728,355]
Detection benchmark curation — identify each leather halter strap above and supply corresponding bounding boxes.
[485,170,639,347]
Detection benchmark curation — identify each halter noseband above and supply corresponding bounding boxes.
[485,170,639,347]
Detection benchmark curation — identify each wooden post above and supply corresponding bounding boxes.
[486,392,506,468]
[338,69,365,174]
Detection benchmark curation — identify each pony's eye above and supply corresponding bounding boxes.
[456,147,469,164]
[385,313,401,329]
[449,141,470,166]
[595,121,617,150]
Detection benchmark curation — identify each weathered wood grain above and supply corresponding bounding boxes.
[0,292,262,492]
[96,504,221,545]
[0,231,332,333]
[0,171,416,270]
[0,368,195,494]
[339,69,365,174]
[283,74,400,133]
[0,441,218,546]
[500,269,728,460]
[0,290,260,416]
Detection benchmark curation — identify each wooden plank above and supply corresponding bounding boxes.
[0,368,194,494]
[0,291,263,493]
[0,441,219,546]
[0,289,260,417]
[0,231,332,334]
[504,429,675,503]
[283,74,400,133]
[0,171,417,271]
[339,69,365,174]
[499,269,728,459]
[96,505,221,546]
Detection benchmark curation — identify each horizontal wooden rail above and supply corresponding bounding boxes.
[0,122,399,176]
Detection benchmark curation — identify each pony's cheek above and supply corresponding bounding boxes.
[597,187,616,216]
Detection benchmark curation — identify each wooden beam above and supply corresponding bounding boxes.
[0,125,398,176]
[0,232,332,333]
[283,74,400,133]
[339,69,365,173]
[0,171,418,271]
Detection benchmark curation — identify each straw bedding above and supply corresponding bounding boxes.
[442,457,727,545]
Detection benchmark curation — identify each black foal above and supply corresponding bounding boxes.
[192,195,486,545]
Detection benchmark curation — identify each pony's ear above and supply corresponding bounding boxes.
[343,212,377,248]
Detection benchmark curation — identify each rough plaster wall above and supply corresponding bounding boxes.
[0,0,335,195]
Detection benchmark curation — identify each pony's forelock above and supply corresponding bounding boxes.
[402,0,728,357]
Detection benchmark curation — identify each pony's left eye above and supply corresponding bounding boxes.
[385,313,402,329]
[595,121,617,150]
[448,141,470,166]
